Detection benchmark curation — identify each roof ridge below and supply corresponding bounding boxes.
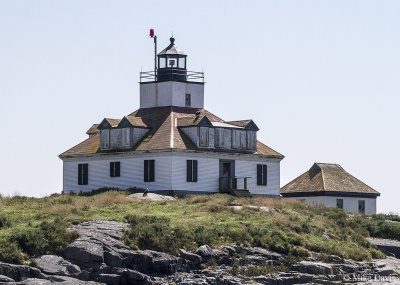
[320,166,327,190]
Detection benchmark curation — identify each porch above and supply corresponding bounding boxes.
[219,176,252,198]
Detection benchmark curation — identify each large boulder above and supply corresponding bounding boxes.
[194,245,213,258]
[368,238,400,259]
[64,221,130,268]
[34,255,81,277]
[64,236,104,266]
[0,262,44,281]
[179,249,202,266]
[291,260,334,275]
[0,274,16,283]
[373,257,400,276]
[125,250,182,275]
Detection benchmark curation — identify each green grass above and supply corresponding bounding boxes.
[0,190,397,264]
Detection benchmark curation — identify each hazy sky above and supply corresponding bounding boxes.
[0,1,399,213]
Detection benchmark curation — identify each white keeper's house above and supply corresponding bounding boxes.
[281,163,380,214]
[59,36,284,197]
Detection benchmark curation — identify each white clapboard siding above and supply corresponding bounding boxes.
[285,196,377,214]
[63,152,281,196]
[235,159,280,196]
[63,155,173,193]
[171,155,220,192]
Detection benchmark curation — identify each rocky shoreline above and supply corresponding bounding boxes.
[0,221,398,284]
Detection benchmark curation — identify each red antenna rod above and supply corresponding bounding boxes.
[149,29,157,79]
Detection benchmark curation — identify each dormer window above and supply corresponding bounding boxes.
[199,127,209,147]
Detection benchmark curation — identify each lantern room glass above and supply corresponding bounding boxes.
[167,56,177,67]
[159,57,166,68]
[178,57,186,69]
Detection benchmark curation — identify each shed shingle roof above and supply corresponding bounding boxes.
[281,163,380,196]
[59,106,283,158]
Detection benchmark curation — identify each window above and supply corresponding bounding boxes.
[144,160,155,182]
[336,199,343,209]
[246,131,256,150]
[257,164,267,186]
[185,93,191,107]
[110,162,120,177]
[199,127,209,147]
[78,164,88,185]
[100,129,110,149]
[214,128,224,148]
[187,160,198,182]
[178,57,186,68]
[159,57,166,68]
[122,128,131,148]
[232,130,240,149]
[167,56,177,67]
[358,200,365,214]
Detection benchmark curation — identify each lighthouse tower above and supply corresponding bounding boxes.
[139,37,205,109]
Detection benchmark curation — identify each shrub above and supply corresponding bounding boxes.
[0,216,11,228]
[0,241,24,264]
[9,220,78,256]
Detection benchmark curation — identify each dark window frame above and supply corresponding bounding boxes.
[336,198,344,209]
[185,93,191,107]
[144,160,155,182]
[257,164,267,186]
[187,160,198,182]
[358,200,365,214]
[110,162,121,178]
[78,163,88,185]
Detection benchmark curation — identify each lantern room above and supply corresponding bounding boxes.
[157,37,187,82]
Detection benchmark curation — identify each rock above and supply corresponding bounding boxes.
[373,257,400,276]
[0,274,15,283]
[221,246,236,256]
[194,245,213,258]
[128,193,174,201]
[34,255,81,277]
[64,237,104,266]
[125,250,182,275]
[0,262,44,282]
[17,276,102,284]
[368,238,400,259]
[97,274,120,285]
[241,247,284,261]
[65,221,130,268]
[291,260,334,275]
[179,249,202,266]
[210,249,230,265]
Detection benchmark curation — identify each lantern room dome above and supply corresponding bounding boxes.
[158,37,186,56]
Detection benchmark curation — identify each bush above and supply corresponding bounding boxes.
[0,216,11,228]
[9,220,78,256]
[0,241,24,264]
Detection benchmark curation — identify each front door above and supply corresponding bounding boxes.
[219,159,235,192]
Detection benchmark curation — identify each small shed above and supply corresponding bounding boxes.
[280,163,380,214]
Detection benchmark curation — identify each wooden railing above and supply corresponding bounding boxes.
[219,176,251,192]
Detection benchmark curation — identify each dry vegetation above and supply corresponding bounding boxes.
[0,190,398,265]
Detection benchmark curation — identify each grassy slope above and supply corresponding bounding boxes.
[0,191,399,265]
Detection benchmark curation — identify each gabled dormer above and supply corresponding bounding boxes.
[178,115,258,152]
[98,117,150,151]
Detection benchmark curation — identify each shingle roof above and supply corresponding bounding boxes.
[59,107,283,158]
[281,163,380,196]
[86,124,99,135]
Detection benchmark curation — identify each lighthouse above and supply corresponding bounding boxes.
[140,36,205,109]
[59,33,284,197]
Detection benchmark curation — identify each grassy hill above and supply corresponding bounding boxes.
[0,190,399,265]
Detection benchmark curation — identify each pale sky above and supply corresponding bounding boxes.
[0,1,399,213]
